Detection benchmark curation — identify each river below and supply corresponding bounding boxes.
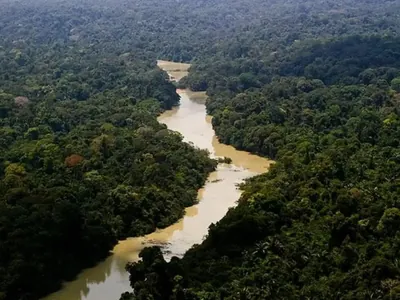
[43,61,272,300]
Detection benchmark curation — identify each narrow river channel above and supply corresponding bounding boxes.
[43,61,272,300]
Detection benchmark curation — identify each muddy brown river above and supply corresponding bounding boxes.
[43,61,272,300]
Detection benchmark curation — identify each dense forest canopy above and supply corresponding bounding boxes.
[0,1,220,299]
[106,0,399,300]
[1,0,400,299]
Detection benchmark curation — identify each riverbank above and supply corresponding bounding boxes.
[43,61,271,300]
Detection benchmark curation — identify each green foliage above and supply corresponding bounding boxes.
[119,1,400,299]
[391,77,400,92]
[1,0,400,299]
[0,2,218,299]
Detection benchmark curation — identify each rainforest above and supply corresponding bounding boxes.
[0,0,399,299]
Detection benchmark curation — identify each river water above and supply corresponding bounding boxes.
[43,61,271,300]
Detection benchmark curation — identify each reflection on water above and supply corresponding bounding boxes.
[43,256,130,300]
[43,62,271,300]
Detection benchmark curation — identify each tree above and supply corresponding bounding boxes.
[391,77,400,92]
